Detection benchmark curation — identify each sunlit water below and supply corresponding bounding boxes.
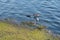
[0,0,60,34]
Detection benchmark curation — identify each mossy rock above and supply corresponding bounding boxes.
[20,21,36,27]
[0,21,60,40]
[20,21,47,30]
[36,25,47,30]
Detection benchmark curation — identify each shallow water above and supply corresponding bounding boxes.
[0,0,60,34]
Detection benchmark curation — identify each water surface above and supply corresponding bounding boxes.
[0,0,60,34]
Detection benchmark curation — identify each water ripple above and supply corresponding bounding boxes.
[0,0,60,34]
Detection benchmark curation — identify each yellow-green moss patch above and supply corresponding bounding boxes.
[0,21,59,40]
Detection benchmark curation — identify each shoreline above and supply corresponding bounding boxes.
[0,21,60,40]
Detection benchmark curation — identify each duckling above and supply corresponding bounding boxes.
[33,13,40,24]
[26,13,40,25]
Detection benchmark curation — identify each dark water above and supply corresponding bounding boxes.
[0,0,60,34]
